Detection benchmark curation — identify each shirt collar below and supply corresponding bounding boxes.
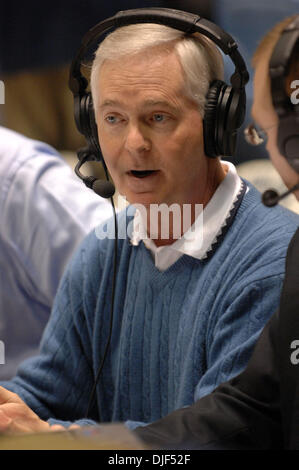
[130,161,246,266]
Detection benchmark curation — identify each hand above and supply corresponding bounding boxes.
[0,386,57,434]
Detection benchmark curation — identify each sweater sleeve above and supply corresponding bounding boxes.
[134,311,283,450]
[0,233,100,426]
[195,274,284,400]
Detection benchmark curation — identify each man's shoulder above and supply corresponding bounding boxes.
[62,208,136,292]
[223,182,299,272]
[238,181,299,234]
[73,207,135,262]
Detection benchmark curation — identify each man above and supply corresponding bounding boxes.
[133,15,299,450]
[0,126,112,379]
[0,18,297,434]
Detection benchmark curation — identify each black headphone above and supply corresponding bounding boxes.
[270,14,299,173]
[69,7,249,198]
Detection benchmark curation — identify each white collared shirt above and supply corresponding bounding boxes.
[130,161,246,271]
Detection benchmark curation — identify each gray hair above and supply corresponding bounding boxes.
[90,23,224,118]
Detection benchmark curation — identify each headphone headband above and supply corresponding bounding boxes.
[69,8,249,96]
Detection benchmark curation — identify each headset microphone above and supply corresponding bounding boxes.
[74,147,115,199]
[262,181,299,207]
[92,179,115,199]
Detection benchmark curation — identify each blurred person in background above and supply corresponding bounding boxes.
[0,126,112,379]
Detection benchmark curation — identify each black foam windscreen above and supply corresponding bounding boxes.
[92,179,115,198]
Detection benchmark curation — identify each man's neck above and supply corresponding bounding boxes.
[146,161,228,247]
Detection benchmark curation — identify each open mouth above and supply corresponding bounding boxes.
[130,170,157,178]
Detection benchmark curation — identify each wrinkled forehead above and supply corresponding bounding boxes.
[99,41,181,75]
[97,48,185,97]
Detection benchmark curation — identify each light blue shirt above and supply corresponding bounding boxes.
[0,126,113,379]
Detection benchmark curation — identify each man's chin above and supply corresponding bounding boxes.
[121,190,161,208]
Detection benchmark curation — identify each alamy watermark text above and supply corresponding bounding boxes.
[0,81,4,104]
[0,341,5,364]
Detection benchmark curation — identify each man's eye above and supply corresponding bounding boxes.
[105,115,119,124]
[152,113,166,123]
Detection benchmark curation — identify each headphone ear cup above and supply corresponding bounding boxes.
[78,93,93,139]
[87,94,103,162]
[203,80,226,157]
[217,86,245,157]
[204,80,246,158]
[76,92,103,162]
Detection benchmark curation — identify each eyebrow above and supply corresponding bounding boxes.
[99,98,178,111]
[99,99,120,109]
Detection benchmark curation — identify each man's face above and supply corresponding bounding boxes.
[95,48,211,208]
[252,57,299,199]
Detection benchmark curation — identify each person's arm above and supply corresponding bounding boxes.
[0,138,112,379]
[0,231,103,429]
[134,311,283,450]
[1,145,111,306]
[192,275,283,399]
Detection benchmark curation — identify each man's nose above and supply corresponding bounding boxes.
[124,123,151,155]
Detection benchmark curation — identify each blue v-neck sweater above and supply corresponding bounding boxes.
[3,183,299,429]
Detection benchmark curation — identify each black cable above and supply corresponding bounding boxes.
[84,183,119,421]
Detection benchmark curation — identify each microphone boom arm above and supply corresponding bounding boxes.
[74,147,115,198]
